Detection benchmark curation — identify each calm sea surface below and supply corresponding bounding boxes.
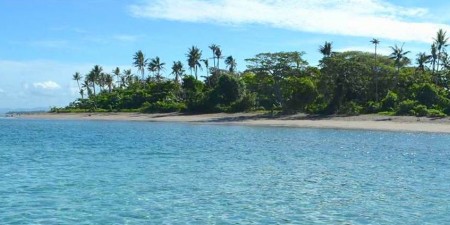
[1,118,449,224]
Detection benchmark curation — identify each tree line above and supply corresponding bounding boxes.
[57,29,450,117]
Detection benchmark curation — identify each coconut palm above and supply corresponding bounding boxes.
[72,72,83,99]
[319,41,333,58]
[209,44,219,68]
[187,46,202,80]
[87,65,103,96]
[171,61,184,83]
[434,29,449,73]
[214,46,223,70]
[133,50,147,81]
[105,74,113,93]
[113,67,120,88]
[148,56,165,81]
[82,80,91,97]
[201,59,209,77]
[225,55,237,73]
[416,52,431,73]
[389,44,411,72]
[431,43,438,76]
[370,38,380,101]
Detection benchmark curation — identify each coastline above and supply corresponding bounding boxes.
[13,112,450,134]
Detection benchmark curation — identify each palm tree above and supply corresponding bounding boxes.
[416,52,431,73]
[113,67,120,88]
[72,72,83,99]
[434,29,448,73]
[105,74,113,93]
[225,55,237,73]
[390,44,411,72]
[370,38,380,101]
[187,46,202,80]
[319,41,333,58]
[121,69,132,87]
[209,44,219,68]
[133,50,147,81]
[82,80,91,97]
[431,43,438,76]
[214,46,223,70]
[389,44,410,87]
[201,59,209,77]
[87,65,103,96]
[171,61,184,83]
[147,57,165,81]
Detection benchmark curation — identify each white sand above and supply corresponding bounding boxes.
[15,112,450,133]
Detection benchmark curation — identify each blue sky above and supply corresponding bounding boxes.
[1,0,450,109]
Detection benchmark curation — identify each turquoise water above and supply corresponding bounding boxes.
[1,119,449,224]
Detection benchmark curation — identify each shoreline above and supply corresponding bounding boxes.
[12,112,450,134]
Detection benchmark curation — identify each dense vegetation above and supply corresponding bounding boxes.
[56,29,450,117]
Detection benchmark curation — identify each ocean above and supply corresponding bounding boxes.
[1,118,449,224]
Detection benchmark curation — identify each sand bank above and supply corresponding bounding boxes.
[15,112,450,134]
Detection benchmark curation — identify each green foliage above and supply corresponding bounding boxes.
[381,91,398,111]
[396,99,417,115]
[65,45,450,117]
[426,109,446,117]
[337,101,363,115]
[413,105,428,117]
[140,101,186,113]
[282,76,318,112]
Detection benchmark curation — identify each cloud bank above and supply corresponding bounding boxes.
[33,81,61,90]
[129,0,449,43]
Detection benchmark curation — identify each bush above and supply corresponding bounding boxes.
[396,99,417,116]
[140,101,186,113]
[365,101,381,113]
[381,91,398,111]
[413,105,428,117]
[230,92,256,112]
[338,101,363,115]
[426,109,446,118]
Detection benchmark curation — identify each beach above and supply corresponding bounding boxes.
[15,112,450,134]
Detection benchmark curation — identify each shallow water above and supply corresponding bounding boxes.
[1,119,449,224]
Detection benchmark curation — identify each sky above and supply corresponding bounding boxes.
[1,0,450,110]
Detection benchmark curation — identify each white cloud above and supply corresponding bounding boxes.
[128,0,449,43]
[33,81,61,90]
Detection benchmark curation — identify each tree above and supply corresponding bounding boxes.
[370,38,380,101]
[113,67,120,88]
[148,56,165,81]
[209,44,219,68]
[389,44,410,87]
[319,41,333,58]
[133,50,147,81]
[416,52,431,72]
[434,29,448,74]
[187,46,202,80]
[87,65,103,96]
[72,72,83,99]
[171,61,184,83]
[214,46,223,70]
[201,59,209,77]
[105,74,113,93]
[225,55,237,73]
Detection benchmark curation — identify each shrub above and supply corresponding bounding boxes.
[426,109,446,118]
[396,99,417,116]
[338,101,363,115]
[365,101,381,113]
[413,105,428,117]
[140,101,186,113]
[381,91,398,111]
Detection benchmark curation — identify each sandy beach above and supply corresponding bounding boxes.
[12,112,450,134]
